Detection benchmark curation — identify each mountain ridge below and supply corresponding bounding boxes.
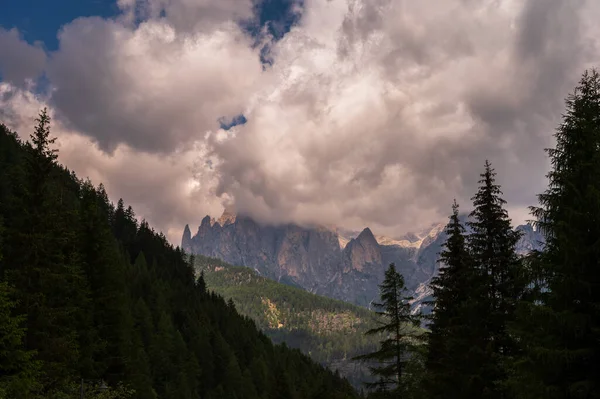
[183,210,545,311]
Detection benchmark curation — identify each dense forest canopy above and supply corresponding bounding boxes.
[194,255,382,388]
[0,114,358,398]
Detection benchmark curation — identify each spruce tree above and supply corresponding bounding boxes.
[197,270,207,296]
[424,201,484,398]
[0,121,362,399]
[6,109,89,394]
[0,216,40,397]
[467,160,523,397]
[354,263,422,395]
[511,69,600,399]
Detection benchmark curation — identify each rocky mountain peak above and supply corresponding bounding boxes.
[182,224,192,251]
[343,227,382,273]
[182,213,546,312]
[515,222,545,255]
[401,232,420,242]
[356,227,377,247]
[217,208,237,226]
[200,215,212,228]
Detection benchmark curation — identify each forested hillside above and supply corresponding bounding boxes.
[0,115,358,398]
[194,255,381,387]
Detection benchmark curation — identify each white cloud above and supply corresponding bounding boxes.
[116,0,255,32]
[2,0,600,243]
[0,82,222,244]
[0,28,46,87]
[207,0,600,235]
[48,15,262,153]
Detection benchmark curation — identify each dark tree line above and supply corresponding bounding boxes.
[0,111,359,398]
[359,70,600,399]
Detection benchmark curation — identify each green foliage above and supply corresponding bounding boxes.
[194,255,380,387]
[354,264,424,396]
[0,114,359,398]
[510,69,600,398]
[424,201,484,398]
[0,281,41,398]
[3,111,88,395]
[422,161,524,399]
[465,160,523,398]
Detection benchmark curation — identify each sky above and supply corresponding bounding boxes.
[1,0,600,244]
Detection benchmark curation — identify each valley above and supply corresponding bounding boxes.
[193,254,381,388]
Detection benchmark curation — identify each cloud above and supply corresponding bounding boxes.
[116,0,255,32]
[0,28,47,87]
[206,0,600,236]
[0,83,223,244]
[2,0,600,243]
[47,16,263,153]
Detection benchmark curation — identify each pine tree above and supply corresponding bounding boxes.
[78,181,129,380]
[6,109,89,394]
[424,201,484,398]
[0,122,362,399]
[0,216,40,397]
[354,264,422,395]
[197,270,207,296]
[467,160,523,398]
[127,332,157,399]
[149,311,176,396]
[28,108,57,197]
[511,69,600,399]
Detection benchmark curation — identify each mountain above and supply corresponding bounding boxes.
[183,211,545,312]
[193,254,381,388]
[515,223,546,254]
[0,122,359,398]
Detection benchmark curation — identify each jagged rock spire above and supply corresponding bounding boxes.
[182,224,192,251]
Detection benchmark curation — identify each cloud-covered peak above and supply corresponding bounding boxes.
[1,0,599,244]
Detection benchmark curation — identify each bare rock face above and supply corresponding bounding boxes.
[182,224,192,252]
[183,211,343,291]
[217,208,237,226]
[342,228,382,273]
[183,210,545,311]
[515,223,545,254]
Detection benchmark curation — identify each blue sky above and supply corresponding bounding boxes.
[0,0,302,130]
[0,0,120,50]
[1,0,301,51]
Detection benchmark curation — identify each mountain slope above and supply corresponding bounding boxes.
[193,254,380,388]
[0,122,358,398]
[183,211,545,313]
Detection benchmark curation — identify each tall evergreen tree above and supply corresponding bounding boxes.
[0,216,40,397]
[5,109,89,394]
[511,69,600,399]
[424,201,484,398]
[354,264,422,395]
[0,115,360,399]
[467,160,523,397]
[78,180,129,381]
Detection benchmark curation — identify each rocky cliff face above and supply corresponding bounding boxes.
[183,211,545,311]
[515,223,545,254]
